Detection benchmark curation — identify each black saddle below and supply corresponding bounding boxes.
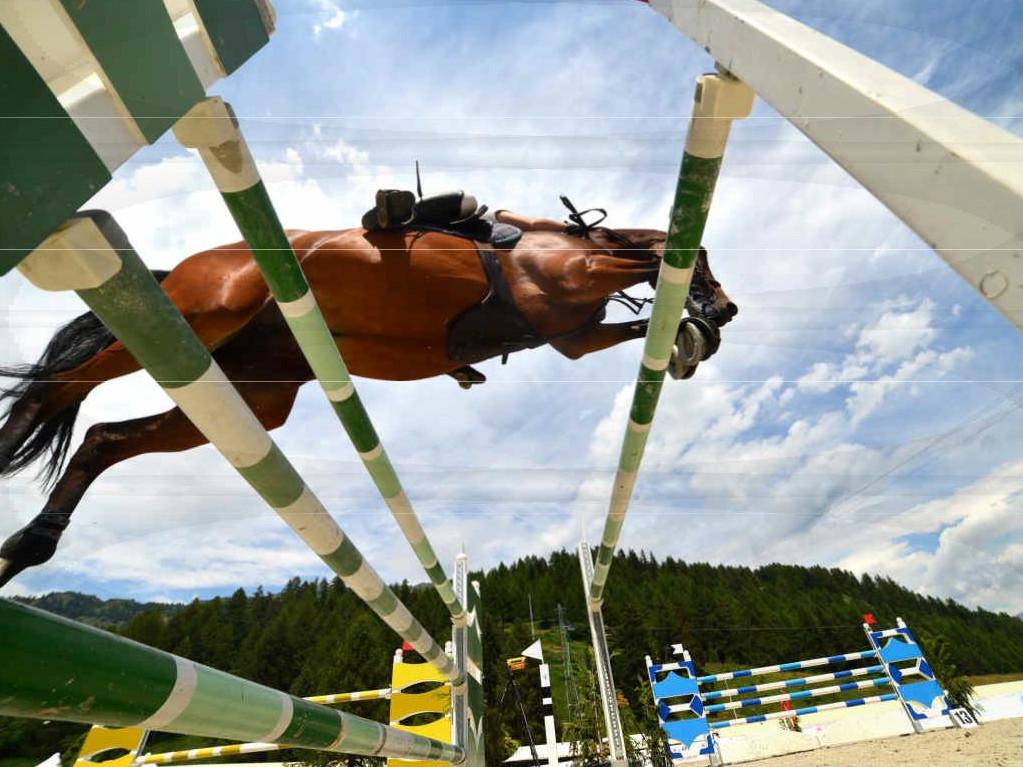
[362,189,522,250]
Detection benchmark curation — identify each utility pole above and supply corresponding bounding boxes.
[557,604,579,714]
[528,593,536,640]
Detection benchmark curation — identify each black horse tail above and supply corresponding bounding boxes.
[0,270,171,485]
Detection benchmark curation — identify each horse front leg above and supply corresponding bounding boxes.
[549,320,648,360]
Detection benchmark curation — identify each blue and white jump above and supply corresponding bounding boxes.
[645,618,951,764]
[701,663,885,701]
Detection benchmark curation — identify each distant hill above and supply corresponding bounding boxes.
[13,591,180,628]
[3,550,1022,766]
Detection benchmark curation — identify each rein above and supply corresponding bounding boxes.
[608,291,654,315]
[560,195,657,316]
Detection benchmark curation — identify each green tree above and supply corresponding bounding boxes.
[920,631,976,713]
[561,648,605,766]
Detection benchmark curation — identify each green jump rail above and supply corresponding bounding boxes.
[588,73,754,604]
[0,599,464,764]
[173,97,463,624]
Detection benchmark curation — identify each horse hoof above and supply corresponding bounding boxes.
[669,317,722,380]
[0,520,61,586]
[0,557,20,589]
[669,322,705,380]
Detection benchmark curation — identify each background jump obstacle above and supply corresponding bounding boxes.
[645,618,951,763]
[386,646,454,767]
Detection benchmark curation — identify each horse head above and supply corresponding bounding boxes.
[687,246,738,327]
[600,228,738,327]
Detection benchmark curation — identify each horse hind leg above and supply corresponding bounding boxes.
[0,377,302,588]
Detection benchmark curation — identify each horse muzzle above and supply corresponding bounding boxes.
[707,300,738,326]
[689,297,738,327]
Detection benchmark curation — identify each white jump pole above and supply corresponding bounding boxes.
[644,0,1023,332]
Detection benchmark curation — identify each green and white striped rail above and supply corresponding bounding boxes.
[0,599,464,764]
[136,687,395,764]
[588,73,754,604]
[16,211,458,683]
[172,97,463,624]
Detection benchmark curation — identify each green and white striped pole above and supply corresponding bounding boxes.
[172,97,464,625]
[0,599,464,764]
[135,686,397,763]
[15,211,459,683]
[588,73,754,605]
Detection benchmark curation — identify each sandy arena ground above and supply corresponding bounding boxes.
[741,717,1023,767]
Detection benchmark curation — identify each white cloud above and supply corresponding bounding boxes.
[837,457,1023,610]
[312,0,348,38]
[2,0,1022,618]
[855,297,937,362]
[572,286,1015,607]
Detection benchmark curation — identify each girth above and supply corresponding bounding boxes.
[446,248,547,365]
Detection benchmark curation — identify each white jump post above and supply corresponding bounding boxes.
[578,541,628,765]
[454,553,486,767]
[539,662,558,767]
[522,639,559,767]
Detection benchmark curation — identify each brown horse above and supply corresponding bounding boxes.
[0,220,735,586]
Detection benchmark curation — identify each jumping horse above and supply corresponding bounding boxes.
[0,193,736,586]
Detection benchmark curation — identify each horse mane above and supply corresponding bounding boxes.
[588,227,664,260]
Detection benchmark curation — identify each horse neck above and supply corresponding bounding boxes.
[593,229,661,262]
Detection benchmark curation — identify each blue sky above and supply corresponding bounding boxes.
[2,0,1023,614]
